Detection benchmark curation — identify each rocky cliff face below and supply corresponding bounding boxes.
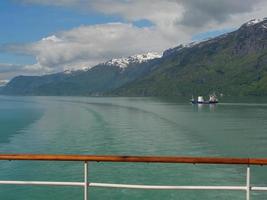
[232,19,267,55]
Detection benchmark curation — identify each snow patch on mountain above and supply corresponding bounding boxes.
[182,41,200,48]
[104,52,162,68]
[0,80,9,86]
[63,67,89,74]
[244,18,267,26]
[63,69,73,74]
[163,41,202,56]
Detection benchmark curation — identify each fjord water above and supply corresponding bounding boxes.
[1,96,267,199]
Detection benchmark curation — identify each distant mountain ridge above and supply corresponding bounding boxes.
[1,52,162,95]
[1,18,267,96]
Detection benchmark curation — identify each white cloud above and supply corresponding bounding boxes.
[19,0,267,30]
[0,63,25,73]
[2,0,267,79]
[3,23,185,73]
[0,63,51,74]
[0,62,52,80]
[92,1,184,36]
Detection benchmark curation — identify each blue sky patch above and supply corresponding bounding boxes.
[192,28,236,41]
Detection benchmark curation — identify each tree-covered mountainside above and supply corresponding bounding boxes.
[1,19,267,96]
[114,19,267,96]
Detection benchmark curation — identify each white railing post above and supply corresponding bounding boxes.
[246,166,250,200]
[84,162,88,200]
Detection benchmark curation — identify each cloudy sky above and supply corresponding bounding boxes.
[0,0,267,81]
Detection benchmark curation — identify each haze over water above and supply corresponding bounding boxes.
[0,96,267,200]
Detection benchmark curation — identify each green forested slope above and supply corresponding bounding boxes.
[114,20,267,96]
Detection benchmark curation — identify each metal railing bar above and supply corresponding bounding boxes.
[251,187,267,191]
[0,180,84,186]
[88,183,247,190]
[0,180,249,191]
[84,162,88,200]
[0,154,261,165]
[0,154,266,165]
[1,155,267,199]
[246,166,251,200]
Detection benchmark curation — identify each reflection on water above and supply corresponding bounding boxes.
[191,103,217,112]
[209,104,216,112]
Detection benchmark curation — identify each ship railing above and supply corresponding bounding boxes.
[1,154,267,200]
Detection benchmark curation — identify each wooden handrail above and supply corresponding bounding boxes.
[0,154,266,165]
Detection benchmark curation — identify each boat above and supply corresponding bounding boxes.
[190,95,218,104]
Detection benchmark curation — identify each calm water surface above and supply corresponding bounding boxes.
[0,96,267,200]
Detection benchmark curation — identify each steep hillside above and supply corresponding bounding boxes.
[114,19,267,96]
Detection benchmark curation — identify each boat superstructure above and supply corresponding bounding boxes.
[191,94,218,104]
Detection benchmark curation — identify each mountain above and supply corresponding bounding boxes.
[104,52,162,68]
[1,52,161,95]
[1,18,267,96]
[114,18,267,96]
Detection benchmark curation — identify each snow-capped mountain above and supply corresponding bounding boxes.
[104,52,162,68]
[164,18,267,57]
[2,18,267,96]
[61,52,162,75]
[244,18,267,27]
